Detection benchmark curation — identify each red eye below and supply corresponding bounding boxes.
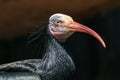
[55,20,63,24]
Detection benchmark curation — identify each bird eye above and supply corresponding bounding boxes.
[55,20,63,24]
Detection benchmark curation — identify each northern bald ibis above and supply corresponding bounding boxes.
[0,13,106,80]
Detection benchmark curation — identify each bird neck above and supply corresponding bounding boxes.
[28,26,75,71]
[42,32,65,63]
[41,30,74,70]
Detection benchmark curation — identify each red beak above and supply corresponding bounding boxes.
[68,21,106,48]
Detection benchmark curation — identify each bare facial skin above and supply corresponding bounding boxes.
[49,13,106,47]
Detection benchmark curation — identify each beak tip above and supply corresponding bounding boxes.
[103,44,106,48]
[101,41,106,48]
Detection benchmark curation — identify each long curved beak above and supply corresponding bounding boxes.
[67,21,106,48]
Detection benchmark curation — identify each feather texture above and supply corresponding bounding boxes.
[0,24,75,80]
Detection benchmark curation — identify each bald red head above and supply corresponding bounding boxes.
[49,13,106,47]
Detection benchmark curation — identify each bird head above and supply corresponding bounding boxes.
[49,13,106,48]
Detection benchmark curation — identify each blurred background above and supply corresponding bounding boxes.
[0,0,120,80]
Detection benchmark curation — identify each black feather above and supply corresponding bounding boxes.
[0,23,75,80]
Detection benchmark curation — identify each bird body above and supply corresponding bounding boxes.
[0,28,75,80]
[0,13,106,80]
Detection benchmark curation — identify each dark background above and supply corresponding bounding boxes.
[0,0,120,80]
